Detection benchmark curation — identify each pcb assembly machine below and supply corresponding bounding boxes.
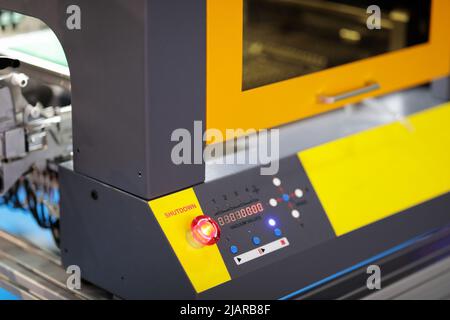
[0,0,449,300]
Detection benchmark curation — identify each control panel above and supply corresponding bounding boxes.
[150,155,337,293]
[194,156,336,279]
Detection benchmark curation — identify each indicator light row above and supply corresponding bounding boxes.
[269,189,304,207]
[229,228,283,255]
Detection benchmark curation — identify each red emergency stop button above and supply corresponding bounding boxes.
[191,215,221,246]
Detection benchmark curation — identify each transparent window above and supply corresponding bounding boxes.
[243,0,432,90]
[0,11,67,67]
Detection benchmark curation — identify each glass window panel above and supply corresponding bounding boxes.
[243,0,432,90]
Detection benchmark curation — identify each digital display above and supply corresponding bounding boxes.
[217,202,264,226]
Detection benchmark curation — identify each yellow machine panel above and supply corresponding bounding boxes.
[149,189,231,293]
[300,103,450,236]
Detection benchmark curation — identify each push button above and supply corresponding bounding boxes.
[295,189,304,198]
[190,215,221,246]
[252,236,261,246]
[230,245,239,255]
[274,228,282,237]
[273,178,281,187]
[269,199,278,207]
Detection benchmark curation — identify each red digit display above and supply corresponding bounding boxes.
[216,202,265,226]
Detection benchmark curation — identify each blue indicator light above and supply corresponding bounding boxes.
[230,245,239,254]
[268,219,277,227]
[274,228,282,237]
[252,236,261,246]
[282,194,290,202]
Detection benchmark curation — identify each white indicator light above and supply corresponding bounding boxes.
[291,210,301,219]
[295,189,304,198]
[268,219,277,227]
[273,178,281,187]
[269,199,278,207]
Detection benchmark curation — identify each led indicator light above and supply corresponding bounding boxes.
[191,215,221,246]
[269,199,278,207]
[295,189,304,198]
[268,219,277,227]
[274,228,282,237]
[252,236,261,246]
[273,178,281,187]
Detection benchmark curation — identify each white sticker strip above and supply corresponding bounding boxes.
[234,238,290,265]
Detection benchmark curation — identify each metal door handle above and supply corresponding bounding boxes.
[319,82,381,104]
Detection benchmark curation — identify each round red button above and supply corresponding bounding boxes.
[191,215,221,246]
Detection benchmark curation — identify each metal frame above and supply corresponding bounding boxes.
[0,230,110,300]
[432,76,450,100]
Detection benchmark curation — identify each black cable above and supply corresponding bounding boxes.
[0,56,20,70]
[1,170,61,246]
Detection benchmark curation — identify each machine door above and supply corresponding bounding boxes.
[207,0,450,136]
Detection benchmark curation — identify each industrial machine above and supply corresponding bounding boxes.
[0,0,449,300]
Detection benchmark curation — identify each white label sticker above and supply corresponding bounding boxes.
[234,238,290,265]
